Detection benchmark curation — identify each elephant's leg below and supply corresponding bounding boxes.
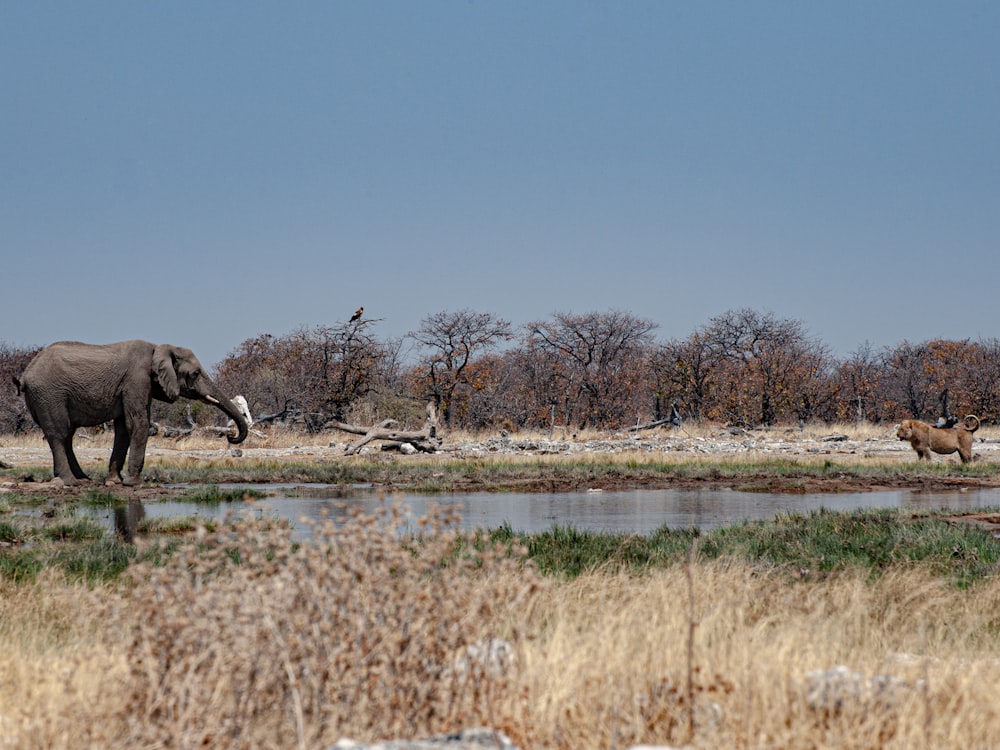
[33,409,83,485]
[64,429,90,480]
[123,409,151,486]
[44,433,79,485]
[108,416,130,484]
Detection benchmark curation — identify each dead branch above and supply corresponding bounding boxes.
[154,404,266,440]
[627,417,677,432]
[627,403,683,432]
[329,401,442,455]
[200,425,269,440]
[152,404,198,438]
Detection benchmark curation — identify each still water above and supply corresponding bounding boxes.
[100,484,1000,540]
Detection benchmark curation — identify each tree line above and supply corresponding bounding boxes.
[3,307,1000,435]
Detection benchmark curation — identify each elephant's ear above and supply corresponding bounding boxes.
[152,345,180,402]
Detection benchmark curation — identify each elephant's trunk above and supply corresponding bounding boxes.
[202,391,249,445]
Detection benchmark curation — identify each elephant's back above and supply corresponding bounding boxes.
[21,340,140,390]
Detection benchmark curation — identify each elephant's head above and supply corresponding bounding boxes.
[152,344,249,444]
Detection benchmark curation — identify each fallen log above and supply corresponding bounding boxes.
[627,403,683,432]
[379,439,439,453]
[152,404,198,437]
[329,402,442,455]
[342,421,441,455]
[627,417,678,432]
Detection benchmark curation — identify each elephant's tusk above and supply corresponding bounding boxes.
[204,395,221,405]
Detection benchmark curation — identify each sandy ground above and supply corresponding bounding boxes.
[4,425,1000,463]
[3,427,1000,492]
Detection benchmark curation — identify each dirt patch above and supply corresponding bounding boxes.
[939,513,1000,533]
[435,473,1000,495]
[0,478,191,503]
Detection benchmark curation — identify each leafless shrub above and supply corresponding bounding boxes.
[107,502,542,748]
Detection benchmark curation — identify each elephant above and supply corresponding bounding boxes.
[14,340,249,486]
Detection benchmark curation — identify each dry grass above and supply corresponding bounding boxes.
[0,420,976,461]
[519,564,1000,748]
[7,419,993,453]
[4,505,1000,749]
[0,504,542,748]
[4,420,999,471]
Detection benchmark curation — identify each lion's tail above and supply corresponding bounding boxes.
[963,414,981,432]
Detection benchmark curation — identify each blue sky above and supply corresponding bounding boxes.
[3,2,998,368]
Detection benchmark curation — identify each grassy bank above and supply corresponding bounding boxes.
[3,480,1000,587]
[5,449,1000,493]
[4,433,1000,747]
[3,493,1000,747]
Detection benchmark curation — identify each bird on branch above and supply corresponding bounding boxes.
[350,306,364,323]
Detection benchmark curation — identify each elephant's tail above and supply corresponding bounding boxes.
[12,375,21,395]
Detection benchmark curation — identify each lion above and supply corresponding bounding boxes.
[896,414,981,463]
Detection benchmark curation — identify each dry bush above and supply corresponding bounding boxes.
[7,548,1000,748]
[100,502,542,749]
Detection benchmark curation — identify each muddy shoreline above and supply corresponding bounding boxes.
[5,430,1000,499]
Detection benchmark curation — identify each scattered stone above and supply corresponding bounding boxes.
[329,728,520,750]
[2,428,997,471]
[450,638,516,680]
[800,665,918,715]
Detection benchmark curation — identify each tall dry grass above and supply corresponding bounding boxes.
[519,563,1000,748]
[4,505,1000,748]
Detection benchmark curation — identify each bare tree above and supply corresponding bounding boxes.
[493,340,568,432]
[881,341,946,421]
[526,310,658,429]
[406,310,513,428]
[831,342,888,423]
[876,339,989,423]
[650,331,716,423]
[699,309,832,426]
[968,338,1000,422]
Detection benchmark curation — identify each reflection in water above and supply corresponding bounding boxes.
[113,499,146,543]
[89,484,1000,541]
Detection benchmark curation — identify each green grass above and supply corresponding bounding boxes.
[0,550,42,582]
[4,498,1000,587]
[50,536,136,581]
[4,452,1000,589]
[0,521,22,544]
[173,485,269,504]
[484,506,1000,587]
[79,488,129,507]
[484,523,694,577]
[139,515,218,534]
[0,520,132,583]
[698,507,1000,584]
[42,518,105,543]
[0,491,52,509]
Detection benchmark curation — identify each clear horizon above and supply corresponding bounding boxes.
[4,2,997,367]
